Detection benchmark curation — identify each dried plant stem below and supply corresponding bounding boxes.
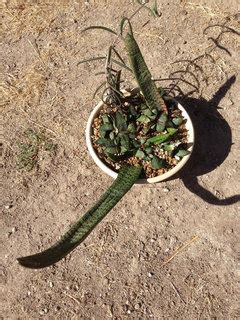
[159,235,199,269]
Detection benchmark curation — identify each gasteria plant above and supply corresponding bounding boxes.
[18,1,193,269]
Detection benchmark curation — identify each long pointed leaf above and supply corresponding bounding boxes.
[17,165,142,269]
[120,17,133,35]
[125,32,167,113]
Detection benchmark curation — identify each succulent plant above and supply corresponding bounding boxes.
[18,1,191,269]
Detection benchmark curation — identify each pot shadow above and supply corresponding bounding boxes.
[173,75,240,205]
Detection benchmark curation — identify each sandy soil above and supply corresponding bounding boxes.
[1,1,240,319]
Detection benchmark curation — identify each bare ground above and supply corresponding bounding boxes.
[1,1,240,319]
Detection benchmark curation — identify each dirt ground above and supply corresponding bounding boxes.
[1,0,240,319]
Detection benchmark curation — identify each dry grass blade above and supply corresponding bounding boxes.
[112,47,125,64]
[77,56,106,66]
[159,235,199,269]
[111,59,132,73]
[93,81,107,99]
[81,26,118,35]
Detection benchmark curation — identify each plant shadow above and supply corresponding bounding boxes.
[174,75,240,205]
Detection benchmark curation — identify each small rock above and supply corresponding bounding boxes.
[134,303,141,310]
[148,272,154,278]
[163,187,170,193]
[11,227,17,233]
[127,310,131,314]
[27,291,31,296]
[39,310,45,316]
[44,308,48,314]
[49,281,53,288]
[5,204,13,209]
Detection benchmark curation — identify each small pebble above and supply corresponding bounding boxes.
[148,272,154,277]
[134,303,141,310]
[127,310,131,314]
[5,204,13,209]
[163,187,170,193]
[49,281,53,288]
[11,227,17,233]
[27,291,31,296]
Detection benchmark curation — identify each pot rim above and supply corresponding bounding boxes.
[86,98,194,184]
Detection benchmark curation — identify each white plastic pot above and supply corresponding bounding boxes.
[86,99,194,184]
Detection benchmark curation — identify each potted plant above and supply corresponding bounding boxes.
[18,2,194,269]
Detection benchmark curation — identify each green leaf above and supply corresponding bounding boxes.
[100,123,113,131]
[167,127,178,135]
[135,149,145,159]
[125,32,167,112]
[166,120,174,128]
[139,138,146,145]
[175,149,190,158]
[120,17,133,35]
[96,138,115,147]
[101,114,110,124]
[143,109,153,117]
[164,144,174,153]
[105,146,119,154]
[156,112,168,132]
[128,123,136,133]
[132,140,141,148]
[100,123,114,138]
[81,26,118,35]
[140,103,148,110]
[115,111,128,132]
[172,117,184,126]
[130,105,137,116]
[146,133,171,145]
[146,127,177,145]
[137,114,150,123]
[17,165,142,269]
[120,134,130,151]
[151,156,165,169]
[145,147,152,154]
